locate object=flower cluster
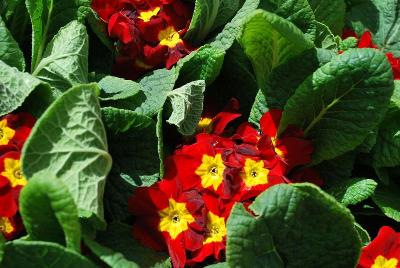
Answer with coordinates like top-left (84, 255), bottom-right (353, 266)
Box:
top-left (357, 226), bottom-right (400, 268)
top-left (91, 0), bottom-right (195, 79)
top-left (342, 30), bottom-right (400, 80)
top-left (129, 105), bottom-right (318, 267)
top-left (0, 112), bottom-right (35, 239)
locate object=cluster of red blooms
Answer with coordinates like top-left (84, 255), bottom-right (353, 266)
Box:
top-left (91, 0), bottom-right (195, 79)
top-left (358, 226), bottom-right (400, 268)
top-left (342, 30), bottom-right (400, 80)
top-left (129, 102), bottom-right (320, 267)
top-left (0, 113), bottom-right (35, 240)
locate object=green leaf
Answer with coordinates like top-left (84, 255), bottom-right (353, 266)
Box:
top-left (280, 49), bottom-right (394, 165)
top-left (0, 233), bottom-right (4, 262)
top-left (176, 45), bottom-right (225, 86)
top-left (26, 0), bottom-right (90, 71)
top-left (316, 152), bottom-right (356, 184)
top-left (226, 204), bottom-right (284, 267)
top-left (32, 20), bottom-right (89, 92)
top-left (102, 107), bottom-right (153, 134)
top-left (22, 84), bottom-right (112, 224)
top-left (239, 9), bottom-right (314, 89)
top-left (19, 172), bottom-right (81, 252)
top-left (185, 0), bottom-right (240, 45)
top-left (167, 80), bottom-right (205, 136)
top-left (371, 0), bottom-right (400, 56)
top-left (308, 0), bottom-right (346, 35)
top-left (227, 183), bottom-right (361, 267)
top-left (259, 0), bottom-right (316, 41)
top-left (0, 16), bottom-right (25, 71)
top-left (135, 69), bottom-right (177, 117)
top-left (372, 180), bottom-right (400, 222)
top-left (355, 223), bottom-right (371, 247)
top-left (314, 21), bottom-right (339, 50)
top-left (372, 106), bottom-right (400, 167)
top-left (94, 222), bottom-right (170, 268)
top-left (98, 76), bottom-right (141, 101)
top-left (0, 240), bottom-right (97, 268)
top-left (326, 178), bottom-right (378, 206)
top-left (205, 263), bottom-right (229, 268)
top-left (0, 60), bottom-right (51, 116)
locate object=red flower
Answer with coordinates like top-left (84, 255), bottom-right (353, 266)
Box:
top-left (358, 31), bottom-right (379, 49)
top-left (0, 176), bottom-right (20, 219)
top-left (108, 10), bottom-right (138, 44)
top-left (258, 109), bottom-right (313, 172)
top-left (0, 215), bottom-right (22, 240)
top-left (189, 193), bottom-right (234, 264)
top-left (91, 0), bottom-right (132, 22)
top-left (387, 53), bottom-right (400, 80)
top-left (357, 226), bottom-right (400, 268)
top-left (129, 179), bottom-right (205, 268)
top-left (341, 29), bottom-right (358, 39)
top-left (0, 113), bottom-right (35, 154)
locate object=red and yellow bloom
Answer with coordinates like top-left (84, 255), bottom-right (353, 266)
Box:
top-left (0, 113), bottom-right (35, 154)
top-left (357, 226), bottom-right (400, 268)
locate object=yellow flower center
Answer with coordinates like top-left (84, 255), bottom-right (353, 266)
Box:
top-left (135, 59), bottom-right (153, 70)
top-left (0, 217), bottom-right (14, 235)
top-left (0, 119), bottom-right (15, 146)
top-left (195, 154), bottom-right (225, 190)
top-left (197, 118), bottom-right (213, 133)
top-left (158, 26), bottom-right (182, 48)
top-left (1, 158), bottom-right (27, 187)
top-left (372, 256), bottom-right (398, 268)
top-left (241, 158), bottom-right (269, 187)
top-left (272, 138), bottom-right (285, 159)
top-left (204, 212), bottom-right (226, 244)
top-left (138, 7), bottom-right (160, 22)
top-left (158, 198), bottom-right (195, 239)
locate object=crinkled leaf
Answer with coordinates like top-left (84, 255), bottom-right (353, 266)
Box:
top-left (372, 180), bottom-right (400, 222)
top-left (176, 45), bottom-right (225, 86)
top-left (239, 9), bottom-right (314, 89)
top-left (22, 84), bottom-right (112, 224)
top-left (19, 173), bottom-right (81, 252)
top-left (226, 204), bottom-right (284, 267)
top-left (32, 20), bottom-right (89, 92)
top-left (260, 0), bottom-right (316, 41)
top-left (227, 183), bottom-right (361, 267)
top-left (0, 16), bottom-right (25, 71)
top-left (0, 60), bottom-right (51, 116)
top-left (372, 106), bottom-right (400, 167)
top-left (167, 80), bottom-right (205, 136)
top-left (98, 76), bottom-right (141, 101)
top-left (102, 107), bottom-right (153, 134)
top-left (0, 240), bottom-right (97, 268)
top-left (280, 49), bottom-right (394, 165)
top-left (26, 0), bottom-right (90, 70)
top-left (95, 222), bottom-right (170, 268)
top-left (308, 0), bottom-right (346, 35)
top-left (326, 178), bottom-right (378, 206)
top-left (185, 0), bottom-right (240, 45)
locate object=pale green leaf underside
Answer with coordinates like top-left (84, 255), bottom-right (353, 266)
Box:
top-left (167, 80), bottom-right (205, 135)
top-left (0, 60), bottom-right (51, 116)
top-left (22, 84), bottom-right (112, 223)
top-left (20, 173), bottom-right (81, 252)
top-left (327, 178), bottom-right (378, 206)
top-left (32, 20), bottom-right (88, 92)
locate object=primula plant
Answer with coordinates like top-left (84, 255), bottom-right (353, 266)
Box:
top-left (1, 0), bottom-right (400, 267)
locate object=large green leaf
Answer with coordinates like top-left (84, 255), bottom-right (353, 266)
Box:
top-left (22, 84), bottom-right (112, 224)
top-left (26, 0), bottom-right (89, 71)
top-left (32, 20), bottom-right (88, 92)
top-left (372, 106), bottom-right (400, 167)
top-left (185, 0), bottom-right (240, 45)
top-left (326, 177), bottom-right (378, 206)
top-left (167, 80), bottom-right (205, 136)
top-left (0, 60), bottom-right (51, 116)
top-left (259, 0), bottom-right (316, 41)
top-left (89, 222), bottom-right (170, 268)
top-left (239, 9), bottom-right (314, 89)
top-left (102, 107), bottom-right (153, 134)
top-left (0, 16), bottom-right (25, 71)
top-left (280, 49), bottom-right (394, 165)
top-left (19, 173), bottom-right (81, 252)
top-left (372, 180), bottom-right (400, 222)
top-left (307, 0), bottom-right (346, 35)
top-left (0, 240), bottom-right (97, 268)
top-left (227, 183), bottom-right (361, 267)
top-left (226, 204), bottom-right (284, 267)
top-left (98, 76), bottom-right (141, 101)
